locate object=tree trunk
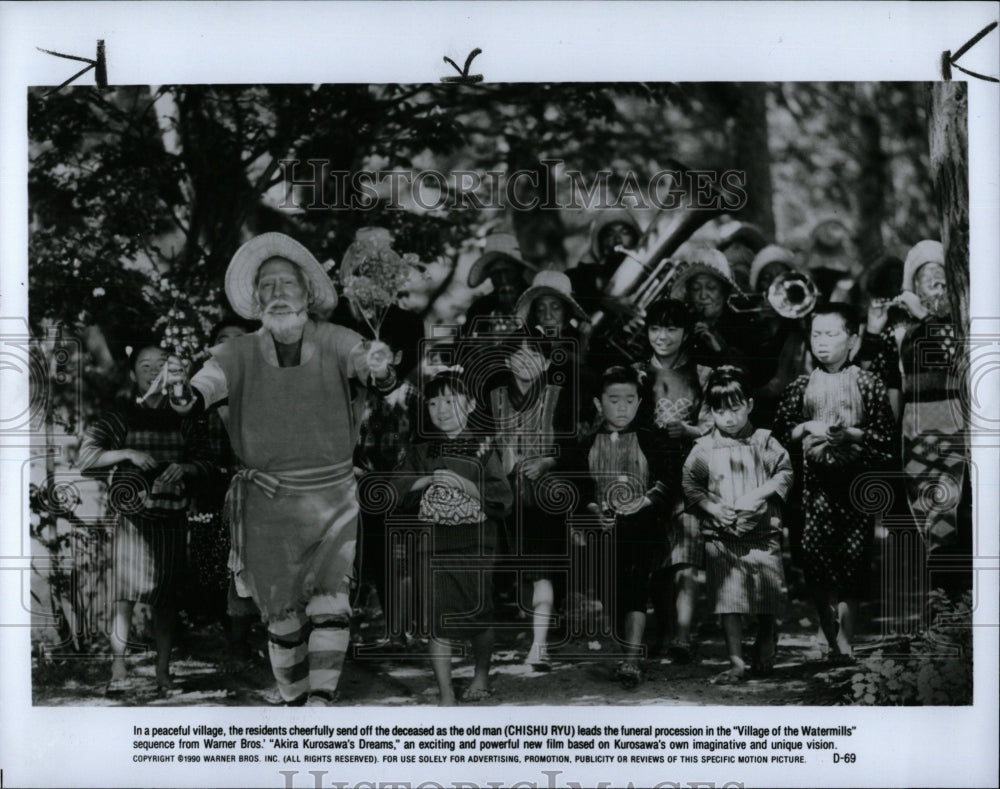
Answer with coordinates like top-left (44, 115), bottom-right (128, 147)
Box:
top-left (730, 84), bottom-right (775, 238)
top-left (927, 82), bottom-right (969, 335)
top-left (856, 84), bottom-right (887, 266)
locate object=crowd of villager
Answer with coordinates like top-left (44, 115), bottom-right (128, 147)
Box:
top-left (74, 213), bottom-right (969, 705)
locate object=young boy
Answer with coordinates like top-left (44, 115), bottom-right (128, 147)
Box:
top-left (774, 304), bottom-right (896, 662)
top-left (78, 343), bottom-right (213, 694)
top-left (568, 365), bottom-right (672, 687)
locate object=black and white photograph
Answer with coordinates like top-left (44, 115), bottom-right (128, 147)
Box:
top-left (22, 78), bottom-right (978, 709)
top-left (1, 3), bottom-right (997, 788)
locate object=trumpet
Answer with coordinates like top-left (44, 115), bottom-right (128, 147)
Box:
top-left (727, 271), bottom-right (819, 319)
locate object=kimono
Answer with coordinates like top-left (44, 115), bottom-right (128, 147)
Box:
top-left (390, 433), bottom-right (513, 639)
top-left (78, 400), bottom-right (213, 606)
top-left (774, 365), bottom-right (896, 597)
top-left (566, 422), bottom-right (673, 617)
top-left (682, 426), bottom-right (793, 614)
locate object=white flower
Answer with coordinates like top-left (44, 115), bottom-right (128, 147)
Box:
top-left (92, 287), bottom-right (105, 297)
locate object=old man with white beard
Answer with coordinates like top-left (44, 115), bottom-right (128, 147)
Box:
top-left (167, 233), bottom-right (397, 705)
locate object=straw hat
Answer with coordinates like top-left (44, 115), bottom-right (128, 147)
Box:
top-left (717, 222), bottom-right (768, 254)
top-left (515, 270), bottom-right (589, 324)
top-left (225, 232), bottom-right (336, 320)
top-left (589, 211), bottom-right (641, 261)
top-left (804, 217), bottom-right (861, 276)
top-left (749, 245), bottom-right (797, 292)
top-left (467, 231), bottom-right (537, 289)
top-left (902, 239), bottom-right (944, 292)
top-left (666, 248), bottom-right (739, 300)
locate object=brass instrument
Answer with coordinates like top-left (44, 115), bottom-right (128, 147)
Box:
top-left (728, 270), bottom-right (819, 320)
top-left (588, 165), bottom-right (730, 363)
top-left (869, 295), bottom-right (905, 309)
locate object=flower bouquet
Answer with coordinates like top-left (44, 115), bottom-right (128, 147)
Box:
top-left (339, 228), bottom-right (415, 339)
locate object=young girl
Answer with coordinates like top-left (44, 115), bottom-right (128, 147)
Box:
top-left (77, 343), bottom-right (213, 694)
top-left (633, 299), bottom-right (712, 663)
top-left (391, 372), bottom-right (513, 705)
top-left (682, 366), bottom-right (794, 684)
top-left (489, 328), bottom-right (576, 670)
top-left (774, 304), bottom-right (896, 663)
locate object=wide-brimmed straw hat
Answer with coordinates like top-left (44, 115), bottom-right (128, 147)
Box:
top-left (666, 248), bottom-right (739, 300)
top-left (805, 217), bottom-right (861, 276)
top-left (515, 270), bottom-right (589, 324)
top-left (467, 231), bottom-right (537, 289)
top-left (225, 232), bottom-right (337, 320)
top-left (717, 221), bottom-right (768, 254)
top-left (749, 245), bottom-right (797, 292)
top-left (902, 239), bottom-right (944, 292)
top-left (589, 211), bottom-right (641, 261)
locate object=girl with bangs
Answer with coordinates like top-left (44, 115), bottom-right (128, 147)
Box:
top-left (682, 366), bottom-right (794, 684)
top-left (390, 371), bottom-right (513, 705)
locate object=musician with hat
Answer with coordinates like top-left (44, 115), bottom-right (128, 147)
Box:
top-left (463, 230), bottom-right (537, 338)
top-left (866, 240), bottom-right (968, 570)
top-left (165, 232), bottom-right (398, 706)
top-left (746, 245), bottom-right (814, 430)
top-left (567, 211), bottom-right (642, 314)
top-left (666, 247), bottom-right (757, 373)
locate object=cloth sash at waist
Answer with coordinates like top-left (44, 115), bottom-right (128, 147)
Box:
top-left (226, 461), bottom-right (355, 590)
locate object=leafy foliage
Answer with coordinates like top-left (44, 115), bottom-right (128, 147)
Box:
top-left (847, 589), bottom-right (973, 706)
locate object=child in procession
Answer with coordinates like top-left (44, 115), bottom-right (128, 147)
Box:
top-left (390, 371), bottom-right (513, 705)
top-left (682, 365), bottom-right (794, 684)
top-left (773, 304), bottom-right (896, 663)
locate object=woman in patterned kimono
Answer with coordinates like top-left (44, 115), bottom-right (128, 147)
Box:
top-left (774, 304), bottom-right (896, 663)
top-left (78, 344), bottom-right (214, 694)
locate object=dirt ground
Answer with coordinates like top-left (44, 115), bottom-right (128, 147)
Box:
top-left (32, 592), bottom-right (873, 708)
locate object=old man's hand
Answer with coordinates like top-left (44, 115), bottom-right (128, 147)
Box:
top-left (365, 340), bottom-right (394, 381)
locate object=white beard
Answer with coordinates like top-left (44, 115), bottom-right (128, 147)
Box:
top-left (262, 308), bottom-right (308, 343)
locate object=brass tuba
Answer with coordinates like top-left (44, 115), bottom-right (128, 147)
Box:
top-left (587, 164), bottom-right (731, 364)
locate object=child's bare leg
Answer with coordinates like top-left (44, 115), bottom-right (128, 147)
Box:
top-left (811, 588), bottom-right (840, 653)
top-left (429, 639), bottom-right (456, 706)
top-left (468, 629), bottom-right (493, 693)
top-left (835, 599), bottom-right (856, 656)
top-left (754, 615), bottom-right (777, 667)
top-left (527, 578), bottom-right (553, 662)
top-left (673, 566), bottom-right (696, 644)
top-left (622, 611), bottom-right (646, 661)
top-left (110, 601), bottom-right (134, 681)
top-left (720, 614), bottom-right (745, 675)
top-left (152, 603), bottom-right (175, 688)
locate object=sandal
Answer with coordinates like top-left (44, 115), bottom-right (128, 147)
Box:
top-left (827, 651), bottom-right (855, 667)
top-left (105, 677), bottom-right (137, 696)
top-left (461, 687), bottom-right (496, 703)
top-left (615, 660), bottom-right (642, 689)
top-left (305, 690), bottom-right (340, 706)
top-left (710, 668), bottom-right (745, 685)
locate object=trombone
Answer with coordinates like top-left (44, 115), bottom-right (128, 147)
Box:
top-left (727, 271), bottom-right (819, 319)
